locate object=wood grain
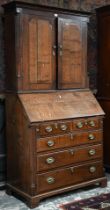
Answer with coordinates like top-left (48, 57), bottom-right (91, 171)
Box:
top-left (37, 161), bottom-right (104, 193)
top-left (37, 144), bottom-right (103, 172)
top-left (19, 90), bottom-right (104, 122)
top-left (36, 130), bottom-right (103, 152)
top-left (58, 17), bottom-right (88, 89)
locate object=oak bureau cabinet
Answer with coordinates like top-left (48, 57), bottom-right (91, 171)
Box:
top-left (3, 1), bottom-right (107, 208)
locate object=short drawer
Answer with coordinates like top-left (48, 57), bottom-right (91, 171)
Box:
top-left (37, 161), bottom-right (104, 193)
top-left (36, 121), bottom-right (72, 137)
top-left (36, 117), bottom-right (103, 137)
top-left (37, 144), bottom-right (103, 172)
top-left (73, 117), bottom-right (103, 131)
top-left (36, 130), bottom-right (103, 152)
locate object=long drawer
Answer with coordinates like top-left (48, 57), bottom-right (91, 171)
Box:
top-left (36, 117), bottom-right (103, 137)
top-left (36, 130), bottom-right (102, 152)
top-left (37, 144), bottom-right (103, 172)
top-left (37, 161), bottom-right (104, 193)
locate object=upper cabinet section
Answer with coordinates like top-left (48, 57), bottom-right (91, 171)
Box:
top-left (3, 2), bottom-right (89, 92)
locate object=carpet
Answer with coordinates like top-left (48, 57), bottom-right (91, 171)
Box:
top-left (60, 193), bottom-right (110, 210)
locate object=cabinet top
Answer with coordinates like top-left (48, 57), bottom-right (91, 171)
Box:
top-left (2, 0), bottom-right (90, 19)
top-left (19, 90), bottom-right (104, 123)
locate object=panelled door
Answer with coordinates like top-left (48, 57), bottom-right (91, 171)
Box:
top-left (58, 16), bottom-right (88, 89)
top-left (17, 13), bottom-right (56, 91)
top-left (16, 11), bottom-right (88, 91)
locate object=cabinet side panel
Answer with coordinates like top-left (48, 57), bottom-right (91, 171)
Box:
top-left (98, 99), bottom-right (110, 168)
top-left (6, 94), bottom-right (36, 195)
top-left (4, 14), bottom-right (17, 91)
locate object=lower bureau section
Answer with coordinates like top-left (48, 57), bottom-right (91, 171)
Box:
top-left (37, 160), bottom-right (104, 193)
top-left (5, 92), bottom-right (107, 208)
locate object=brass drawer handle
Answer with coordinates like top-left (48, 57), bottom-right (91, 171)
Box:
top-left (89, 120), bottom-right (95, 127)
top-left (89, 149), bottom-right (96, 156)
top-left (88, 134), bottom-right (95, 140)
top-left (89, 166), bottom-right (96, 173)
top-left (45, 126), bottom-right (53, 133)
top-left (60, 124), bottom-right (67, 131)
top-left (46, 177), bottom-right (55, 184)
top-left (76, 122), bottom-right (83, 128)
top-left (47, 140), bottom-right (55, 147)
top-left (46, 157), bottom-right (55, 164)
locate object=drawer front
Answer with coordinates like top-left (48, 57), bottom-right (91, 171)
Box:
top-left (37, 161), bottom-right (104, 193)
top-left (37, 144), bottom-right (103, 172)
top-left (36, 117), bottom-right (103, 137)
top-left (73, 117), bottom-right (103, 131)
top-left (36, 121), bottom-right (72, 137)
top-left (37, 130), bottom-right (103, 152)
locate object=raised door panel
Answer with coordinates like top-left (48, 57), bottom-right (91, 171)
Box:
top-left (58, 17), bottom-right (88, 89)
top-left (17, 14), bottom-right (56, 91)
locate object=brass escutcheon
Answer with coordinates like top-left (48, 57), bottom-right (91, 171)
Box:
top-left (70, 133), bottom-right (74, 140)
top-left (70, 167), bottom-right (74, 174)
top-left (36, 128), bottom-right (39, 132)
top-left (69, 149), bottom-right (74, 155)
